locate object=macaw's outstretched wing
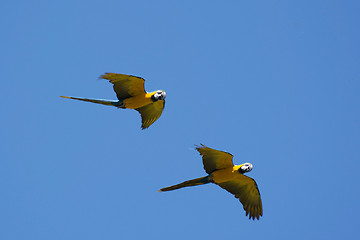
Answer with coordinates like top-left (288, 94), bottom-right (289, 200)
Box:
top-left (216, 174), bottom-right (262, 220)
top-left (100, 73), bottom-right (146, 100)
top-left (135, 100), bottom-right (165, 129)
top-left (195, 145), bottom-right (234, 174)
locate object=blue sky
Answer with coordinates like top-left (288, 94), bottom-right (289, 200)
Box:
top-left (1, 1), bottom-right (360, 239)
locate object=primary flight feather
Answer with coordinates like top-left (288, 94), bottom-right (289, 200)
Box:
top-left (159, 144), bottom-right (263, 220)
top-left (60, 73), bottom-right (166, 129)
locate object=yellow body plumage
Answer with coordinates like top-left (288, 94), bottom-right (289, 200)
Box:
top-left (60, 73), bottom-right (166, 129)
top-left (211, 165), bottom-right (242, 183)
top-left (122, 92), bottom-right (157, 109)
top-left (160, 145), bottom-right (263, 220)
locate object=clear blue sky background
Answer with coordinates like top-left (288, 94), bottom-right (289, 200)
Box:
top-left (1, 1), bottom-right (360, 239)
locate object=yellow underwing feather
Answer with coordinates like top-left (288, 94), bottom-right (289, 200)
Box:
top-left (195, 144), bottom-right (234, 174)
top-left (100, 73), bottom-right (146, 100)
top-left (135, 100), bottom-right (165, 129)
top-left (215, 174), bottom-right (262, 220)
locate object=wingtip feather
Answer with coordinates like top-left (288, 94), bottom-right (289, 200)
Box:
top-left (98, 72), bottom-right (109, 79)
top-left (195, 143), bottom-right (206, 150)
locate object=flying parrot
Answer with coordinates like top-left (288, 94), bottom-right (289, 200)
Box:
top-left (159, 144), bottom-right (263, 220)
top-left (61, 73), bottom-right (166, 129)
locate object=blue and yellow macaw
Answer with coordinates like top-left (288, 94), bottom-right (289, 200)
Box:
top-left (61, 73), bottom-right (166, 129)
top-left (159, 144), bottom-right (263, 220)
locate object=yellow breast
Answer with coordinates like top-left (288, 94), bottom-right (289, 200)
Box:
top-left (123, 93), bottom-right (154, 109)
top-left (211, 166), bottom-right (241, 183)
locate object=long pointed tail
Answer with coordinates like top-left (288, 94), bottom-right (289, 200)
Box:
top-left (159, 176), bottom-right (210, 192)
top-left (60, 96), bottom-right (122, 107)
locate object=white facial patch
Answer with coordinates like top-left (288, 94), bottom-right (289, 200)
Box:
top-left (240, 163), bottom-right (253, 173)
top-left (154, 90), bottom-right (166, 100)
